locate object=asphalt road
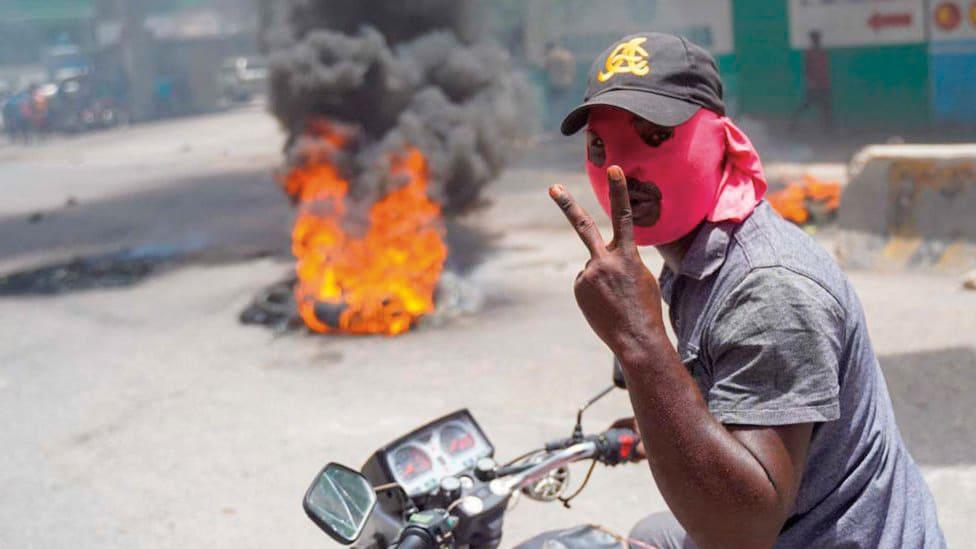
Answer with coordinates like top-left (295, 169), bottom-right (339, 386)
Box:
top-left (1, 109), bottom-right (973, 548)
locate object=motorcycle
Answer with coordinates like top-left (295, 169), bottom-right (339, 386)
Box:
top-left (303, 363), bottom-right (641, 548)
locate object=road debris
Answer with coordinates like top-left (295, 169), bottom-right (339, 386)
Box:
top-left (0, 247), bottom-right (183, 296)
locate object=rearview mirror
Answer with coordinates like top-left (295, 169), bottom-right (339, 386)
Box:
top-left (303, 462), bottom-right (377, 544)
top-left (612, 356), bottom-right (626, 389)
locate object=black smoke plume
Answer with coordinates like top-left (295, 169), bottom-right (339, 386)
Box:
top-left (266, 0), bottom-right (531, 215)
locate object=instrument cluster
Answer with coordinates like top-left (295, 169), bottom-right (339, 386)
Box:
top-left (383, 412), bottom-right (492, 497)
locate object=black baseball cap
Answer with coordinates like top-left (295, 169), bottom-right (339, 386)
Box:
top-left (560, 32), bottom-right (725, 135)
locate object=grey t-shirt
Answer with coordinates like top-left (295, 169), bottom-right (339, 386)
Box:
top-left (657, 202), bottom-right (945, 548)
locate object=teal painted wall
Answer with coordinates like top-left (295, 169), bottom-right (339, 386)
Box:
top-left (715, 53), bottom-right (740, 115)
top-left (732, 0), bottom-right (803, 117)
top-left (731, 0), bottom-right (932, 128)
top-left (828, 45), bottom-right (930, 128)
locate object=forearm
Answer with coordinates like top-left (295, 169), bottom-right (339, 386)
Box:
top-left (619, 336), bottom-right (787, 548)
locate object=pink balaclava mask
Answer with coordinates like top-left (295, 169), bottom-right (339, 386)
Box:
top-left (585, 106), bottom-right (767, 246)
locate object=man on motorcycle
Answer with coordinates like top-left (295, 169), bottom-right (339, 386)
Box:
top-left (541, 32), bottom-right (945, 548)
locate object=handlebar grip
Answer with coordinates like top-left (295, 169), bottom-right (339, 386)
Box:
top-left (598, 428), bottom-right (639, 465)
top-left (396, 529), bottom-right (433, 549)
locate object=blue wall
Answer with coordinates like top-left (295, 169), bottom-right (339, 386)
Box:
top-left (930, 40), bottom-right (976, 124)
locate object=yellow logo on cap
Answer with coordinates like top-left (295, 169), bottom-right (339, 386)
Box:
top-left (597, 37), bottom-right (650, 82)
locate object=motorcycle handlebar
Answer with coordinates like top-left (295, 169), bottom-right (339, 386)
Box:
top-left (490, 441), bottom-right (597, 496)
top-left (539, 428), bottom-right (639, 465)
top-left (491, 428), bottom-right (639, 496)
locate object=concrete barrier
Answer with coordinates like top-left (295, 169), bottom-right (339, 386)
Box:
top-left (837, 145), bottom-right (976, 272)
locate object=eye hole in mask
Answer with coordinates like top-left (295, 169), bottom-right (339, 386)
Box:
top-left (632, 117), bottom-right (674, 148)
top-left (585, 130), bottom-right (606, 166)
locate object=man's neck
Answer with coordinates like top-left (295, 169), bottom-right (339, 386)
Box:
top-left (654, 222), bottom-right (704, 273)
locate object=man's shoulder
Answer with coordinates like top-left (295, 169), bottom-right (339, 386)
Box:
top-left (668, 203), bottom-right (858, 355)
top-left (724, 203), bottom-right (848, 300)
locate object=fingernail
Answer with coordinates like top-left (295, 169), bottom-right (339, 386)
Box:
top-left (549, 184), bottom-right (564, 197)
top-left (608, 166), bottom-right (624, 181)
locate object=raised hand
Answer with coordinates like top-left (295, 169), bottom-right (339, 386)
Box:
top-left (549, 165), bottom-right (667, 363)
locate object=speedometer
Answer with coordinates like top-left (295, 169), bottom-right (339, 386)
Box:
top-left (393, 446), bottom-right (432, 481)
top-left (368, 410), bottom-right (494, 498)
top-left (440, 425), bottom-right (476, 456)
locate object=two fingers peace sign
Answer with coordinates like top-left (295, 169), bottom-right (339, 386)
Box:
top-left (549, 165), bottom-right (636, 257)
top-left (548, 165), bottom-right (665, 358)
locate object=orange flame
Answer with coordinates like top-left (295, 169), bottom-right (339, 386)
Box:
top-left (768, 174), bottom-right (842, 225)
top-left (286, 123), bottom-right (447, 335)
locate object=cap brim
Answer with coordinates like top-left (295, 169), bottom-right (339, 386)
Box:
top-left (560, 89), bottom-right (701, 135)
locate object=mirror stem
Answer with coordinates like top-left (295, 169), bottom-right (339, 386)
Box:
top-left (573, 384), bottom-right (615, 440)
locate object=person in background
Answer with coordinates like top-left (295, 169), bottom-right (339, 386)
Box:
top-left (544, 40), bottom-right (576, 132)
top-left (29, 83), bottom-right (49, 138)
top-left (791, 30), bottom-right (832, 131)
top-left (3, 90), bottom-right (29, 144)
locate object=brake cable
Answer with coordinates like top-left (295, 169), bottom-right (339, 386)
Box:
top-left (558, 458), bottom-right (598, 508)
top-left (501, 448), bottom-right (545, 467)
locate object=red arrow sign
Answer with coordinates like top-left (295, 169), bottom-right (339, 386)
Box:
top-left (868, 11), bottom-right (914, 31)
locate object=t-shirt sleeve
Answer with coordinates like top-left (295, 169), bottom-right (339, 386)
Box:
top-left (703, 267), bottom-right (844, 426)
